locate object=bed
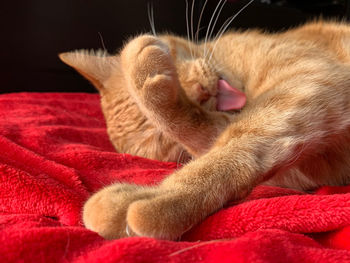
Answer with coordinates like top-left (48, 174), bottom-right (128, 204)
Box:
top-left (1, 92), bottom-right (350, 262)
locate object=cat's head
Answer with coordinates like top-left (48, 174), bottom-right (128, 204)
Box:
top-left (159, 35), bottom-right (220, 111)
top-left (59, 34), bottom-right (244, 162)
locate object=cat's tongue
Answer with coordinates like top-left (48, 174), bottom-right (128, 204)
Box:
top-left (216, 79), bottom-right (246, 111)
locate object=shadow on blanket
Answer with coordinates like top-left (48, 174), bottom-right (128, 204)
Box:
top-left (0, 92), bottom-right (350, 262)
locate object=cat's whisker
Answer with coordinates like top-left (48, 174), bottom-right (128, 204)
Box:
top-left (196, 26), bottom-right (207, 42)
top-left (190, 0), bottom-right (196, 45)
top-left (185, 0), bottom-right (194, 59)
top-left (204, 0), bottom-right (225, 58)
top-left (147, 2), bottom-right (157, 36)
top-left (195, 0), bottom-right (209, 44)
top-left (206, 17), bottom-right (231, 63)
top-left (97, 32), bottom-right (107, 52)
top-left (207, 0), bottom-right (227, 49)
top-left (210, 61), bottom-right (225, 72)
top-left (213, 12), bottom-right (233, 43)
top-left (207, 0), bottom-right (255, 63)
top-left (214, 64), bottom-right (227, 73)
top-left (211, 11), bottom-right (236, 44)
top-left (204, 56), bottom-right (229, 74)
top-left (216, 0), bottom-right (255, 42)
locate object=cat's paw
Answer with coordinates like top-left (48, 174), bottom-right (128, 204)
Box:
top-left (83, 183), bottom-right (157, 239)
top-left (83, 183), bottom-right (194, 240)
top-left (121, 35), bottom-right (179, 107)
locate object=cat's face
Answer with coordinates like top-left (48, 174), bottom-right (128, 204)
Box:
top-left (160, 35), bottom-right (220, 111)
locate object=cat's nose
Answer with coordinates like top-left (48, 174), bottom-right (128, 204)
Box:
top-left (193, 83), bottom-right (211, 104)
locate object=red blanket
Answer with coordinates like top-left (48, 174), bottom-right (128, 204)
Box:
top-left (1, 92), bottom-right (350, 262)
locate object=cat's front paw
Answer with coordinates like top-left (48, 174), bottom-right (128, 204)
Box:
top-left (83, 183), bottom-right (157, 239)
top-left (83, 183), bottom-right (195, 240)
top-left (121, 35), bottom-right (179, 107)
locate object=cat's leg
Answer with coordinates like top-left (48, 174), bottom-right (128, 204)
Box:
top-left (84, 36), bottom-right (350, 240)
top-left (119, 62), bottom-right (350, 239)
top-left (124, 117), bottom-right (291, 239)
top-left (120, 35), bottom-right (232, 157)
top-left (83, 94), bottom-right (339, 240)
top-left (124, 98), bottom-right (350, 239)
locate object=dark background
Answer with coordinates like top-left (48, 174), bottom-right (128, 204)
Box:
top-left (1, 0), bottom-right (349, 94)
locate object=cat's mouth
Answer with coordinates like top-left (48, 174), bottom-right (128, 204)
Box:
top-left (216, 79), bottom-right (246, 111)
top-left (192, 79), bottom-right (246, 112)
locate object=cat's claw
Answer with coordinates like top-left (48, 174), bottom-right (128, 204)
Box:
top-left (125, 223), bottom-right (135, 237)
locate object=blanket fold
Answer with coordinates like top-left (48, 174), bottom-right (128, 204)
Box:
top-left (0, 92), bottom-right (349, 262)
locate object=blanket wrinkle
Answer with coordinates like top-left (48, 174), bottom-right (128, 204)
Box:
top-left (0, 136), bottom-right (86, 194)
top-left (0, 92), bottom-right (350, 262)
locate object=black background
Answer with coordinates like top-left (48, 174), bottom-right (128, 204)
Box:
top-left (1, 0), bottom-right (348, 94)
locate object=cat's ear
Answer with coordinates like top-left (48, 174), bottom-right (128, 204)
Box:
top-left (59, 50), bottom-right (117, 90)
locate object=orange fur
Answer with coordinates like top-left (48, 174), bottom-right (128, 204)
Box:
top-left (60, 20), bottom-right (350, 240)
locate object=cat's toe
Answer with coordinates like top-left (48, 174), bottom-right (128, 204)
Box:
top-left (126, 193), bottom-right (193, 240)
top-left (123, 35), bottom-right (169, 62)
top-left (121, 35), bottom-right (177, 93)
top-left (83, 183), bottom-right (157, 239)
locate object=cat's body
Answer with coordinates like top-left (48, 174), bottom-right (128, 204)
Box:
top-left (60, 20), bottom-right (350, 240)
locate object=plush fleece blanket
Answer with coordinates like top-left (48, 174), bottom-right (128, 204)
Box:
top-left (1, 92), bottom-right (350, 262)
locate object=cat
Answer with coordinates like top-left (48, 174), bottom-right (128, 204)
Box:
top-left (59, 20), bottom-right (350, 240)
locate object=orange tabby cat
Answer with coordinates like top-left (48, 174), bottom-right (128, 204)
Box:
top-left (60, 20), bottom-right (350, 240)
